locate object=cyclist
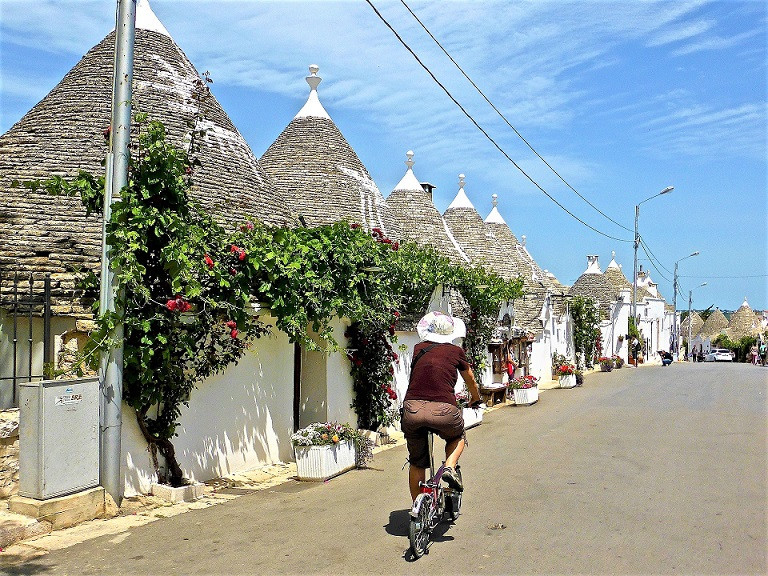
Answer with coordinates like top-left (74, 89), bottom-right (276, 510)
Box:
top-left (402, 311), bottom-right (481, 501)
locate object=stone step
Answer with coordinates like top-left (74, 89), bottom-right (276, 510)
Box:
top-left (0, 509), bottom-right (51, 549)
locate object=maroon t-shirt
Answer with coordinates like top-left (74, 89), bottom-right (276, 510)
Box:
top-left (404, 342), bottom-right (470, 405)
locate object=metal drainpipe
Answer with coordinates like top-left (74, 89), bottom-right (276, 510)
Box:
top-left (100, 0), bottom-right (136, 507)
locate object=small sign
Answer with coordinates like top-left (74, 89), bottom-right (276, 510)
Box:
top-left (54, 384), bottom-right (83, 407)
top-left (55, 393), bottom-right (83, 406)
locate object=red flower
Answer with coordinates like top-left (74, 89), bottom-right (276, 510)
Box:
top-left (391, 242), bottom-right (399, 251)
top-left (229, 268), bottom-right (237, 276)
top-left (226, 320), bottom-right (237, 329)
top-left (102, 126), bottom-right (111, 140)
top-left (231, 245), bottom-right (239, 253)
top-left (388, 325), bottom-right (395, 335)
top-left (350, 223), bottom-right (361, 230)
top-left (238, 249), bottom-right (246, 261)
top-left (204, 254), bottom-right (214, 269)
top-left (230, 329), bottom-right (239, 339)
top-left (393, 311), bottom-right (400, 318)
top-left (167, 295), bottom-right (190, 312)
top-left (185, 166), bottom-right (192, 175)
top-left (392, 352), bottom-right (399, 362)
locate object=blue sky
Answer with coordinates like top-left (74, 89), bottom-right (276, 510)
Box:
top-left (1, 0), bottom-right (766, 312)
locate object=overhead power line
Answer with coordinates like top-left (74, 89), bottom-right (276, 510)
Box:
top-left (398, 0), bottom-right (633, 235)
top-left (680, 274), bottom-right (768, 279)
top-left (365, 0), bottom-right (632, 243)
top-left (639, 239), bottom-right (671, 284)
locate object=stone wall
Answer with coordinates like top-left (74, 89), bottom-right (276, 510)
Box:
top-left (0, 409), bottom-right (19, 498)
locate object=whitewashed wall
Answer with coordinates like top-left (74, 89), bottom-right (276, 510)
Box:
top-left (121, 315), bottom-right (295, 496)
top-left (600, 294), bottom-right (630, 362)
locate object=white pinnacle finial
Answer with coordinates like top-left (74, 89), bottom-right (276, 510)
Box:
top-left (521, 235), bottom-right (526, 247)
top-left (405, 150), bottom-right (414, 170)
top-left (459, 174), bottom-right (465, 189)
top-left (306, 65), bottom-right (321, 91)
top-left (612, 250), bottom-right (616, 259)
top-left (296, 64), bottom-right (330, 119)
top-left (492, 193), bottom-right (498, 208)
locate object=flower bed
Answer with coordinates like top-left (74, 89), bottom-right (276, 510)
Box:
top-left (291, 422), bottom-right (373, 481)
top-left (507, 375), bottom-right (539, 405)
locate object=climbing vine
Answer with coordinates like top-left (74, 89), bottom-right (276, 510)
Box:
top-left (570, 295), bottom-right (601, 369)
top-left (40, 114), bottom-right (530, 482)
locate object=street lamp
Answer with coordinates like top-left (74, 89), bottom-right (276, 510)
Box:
top-left (687, 282), bottom-right (707, 360)
top-left (672, 251), bottom-right (700, 359)
top-left (632, 186), bottom-right (673, 323)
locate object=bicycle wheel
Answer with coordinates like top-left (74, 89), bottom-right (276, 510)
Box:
top-left (409, 494), bottom-right (432, 558)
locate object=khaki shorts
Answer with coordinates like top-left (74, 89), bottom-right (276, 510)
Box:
top-left (402, 399), bottom-right (465, 469)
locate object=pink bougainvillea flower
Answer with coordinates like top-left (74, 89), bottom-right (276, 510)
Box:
top-left (226, 320), bottom-right (237, 329)
top-left (391, 241), bottom-right (399, 251)
top-left (238, 249), bottom-right (246, 261)
top-left (204, 254), bottom-right (214, 269)
top-left (166, 299), bottom-right (177, 311)
top-left (350, 223), bottom-right (361, 229)
top-left (230, 329), bottom-right (238, 339)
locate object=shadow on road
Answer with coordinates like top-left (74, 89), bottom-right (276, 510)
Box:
top-left (384, 508), bottom-right (410, 537)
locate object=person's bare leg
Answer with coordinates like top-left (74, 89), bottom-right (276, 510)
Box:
top-left (409, 465), bottom-right (426, 501)
top-left (444, 437), bottom-right (465, 469)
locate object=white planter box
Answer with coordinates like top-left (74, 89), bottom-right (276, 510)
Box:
top-left (294, 440), bottom-right (356, 481)
top-left (511, 386), bottom-right (539, 406)
top-left (151, 482), bottom-right (204, 503)
top-left (559, 374), bottom-right (576, 389)
top-left (462, 407), bottom-right (483, 429)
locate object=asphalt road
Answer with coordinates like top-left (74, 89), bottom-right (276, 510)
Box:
top-left (6, 362), bottom-right (767, 575)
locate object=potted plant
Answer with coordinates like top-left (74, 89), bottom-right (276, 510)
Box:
top-left (551, 352), bottom-right (567, 380)
top-left (554, 363), bottom-right (576, 388)
top-left (612, 355), bottom-right (624, 369)
top-left (507, 374), bottom-right (539, 405)
top-left (598, 357), bottom-right (613, 372)
top-left (291, 422), bottom-right (373, 481)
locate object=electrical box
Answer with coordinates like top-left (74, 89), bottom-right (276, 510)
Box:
top-left (18, 377), bottom-right (99, 499)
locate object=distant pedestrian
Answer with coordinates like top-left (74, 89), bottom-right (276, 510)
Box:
top-left (760, 342), bottom-right (766, 366)
top-left (750, 345), bottom-right (759, 365)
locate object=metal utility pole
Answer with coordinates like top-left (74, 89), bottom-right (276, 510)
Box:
top-left (100, 0), bottom-right (136, 507)
top-left (672, 251), bottom-right (699, 360)
top-left (687, 282), bottom-right (707, 360)
top-left (632, 186), bottom-right (673, 323)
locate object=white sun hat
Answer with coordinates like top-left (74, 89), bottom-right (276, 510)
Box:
top-left (416, 311), bottom-right (467, 344)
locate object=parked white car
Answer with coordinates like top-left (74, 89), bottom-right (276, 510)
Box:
top-left (704, 348), bottom-right (733, 362)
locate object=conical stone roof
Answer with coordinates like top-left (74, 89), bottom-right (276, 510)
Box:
top-left (727, 298), bottom-right (761, 339)
top-left (0, 1), bottom-right (294, 313)
top-left (483, 194), bottom-right (555, 332)
top-left (384, 152), bottom-right (469, 264)
top-left (260, 66), bottom-right (397, 237)
top-left (680, 311), bottom-right (704, 339)
top-left (567, 256), bottom-right (618, 320)
top-left (700, 308), bottom-right (729, 337)
top-left (604, 253), bottom-right (632, 291)
top-left (442, 175), bottom-right (502, 269)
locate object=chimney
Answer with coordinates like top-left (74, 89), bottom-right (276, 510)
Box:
top-left (420, 182), bottom-right (436, 199)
